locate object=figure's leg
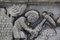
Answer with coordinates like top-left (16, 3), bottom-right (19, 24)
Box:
top-left (19, 31), bottom-right (27, 40)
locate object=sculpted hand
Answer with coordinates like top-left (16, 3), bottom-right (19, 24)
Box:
top-left (30, 30), bottom-right (38, 39)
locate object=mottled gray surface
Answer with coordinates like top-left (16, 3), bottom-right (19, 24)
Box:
top-left (0, 2), bottom-right (60, 40)
top-left (0, 8), bottom-right (13, 40)
top-left (28, 4), bottom-right (60, 20)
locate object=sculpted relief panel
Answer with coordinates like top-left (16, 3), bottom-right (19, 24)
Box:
top-left (0, 3), bottom-right (60, 40)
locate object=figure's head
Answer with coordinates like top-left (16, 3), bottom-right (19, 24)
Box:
top-left (25, 10), bottom-right (40, 23)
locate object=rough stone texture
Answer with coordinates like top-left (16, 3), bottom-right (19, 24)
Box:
top-left (35, 28), bottom-right (56, 40)
top-left (0, 16), bottom-right (12, 40)
top-left (7, 3), bottom-right (60, 40)
top-left (0, 8), bottom-right (13, 40)
top-left (48, 27), bottom-right (60, 40)
top-left (0, 1), bottom-right (60, 40)
top-left (28, 3), bottom-right (60, 20)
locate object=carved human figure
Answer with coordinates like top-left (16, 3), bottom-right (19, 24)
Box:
top-left (24, 10), bottom-right (46, 40)
top-left (13, 10), bottom-right (40, 40)
top-left (13, 9), bottom-right (57, 40)
top-left (7, 4), bottom-right (27, 40)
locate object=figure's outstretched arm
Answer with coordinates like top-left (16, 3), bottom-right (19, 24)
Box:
top-left (35, 18), bottom-right (46, 32)
top-left (30, 18), bottom-right (47, 40)
top-left (19, 17), bottom-right (33, 33)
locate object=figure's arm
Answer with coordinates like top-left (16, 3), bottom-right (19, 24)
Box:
top-left (19, 17), bottom-right (33, 33)
top-left (13, 26), bottom-right (20, 40)
top-left (35, 18), bottom-right (46, 32)
top-left (30, 18), bottom-right (46, 39)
